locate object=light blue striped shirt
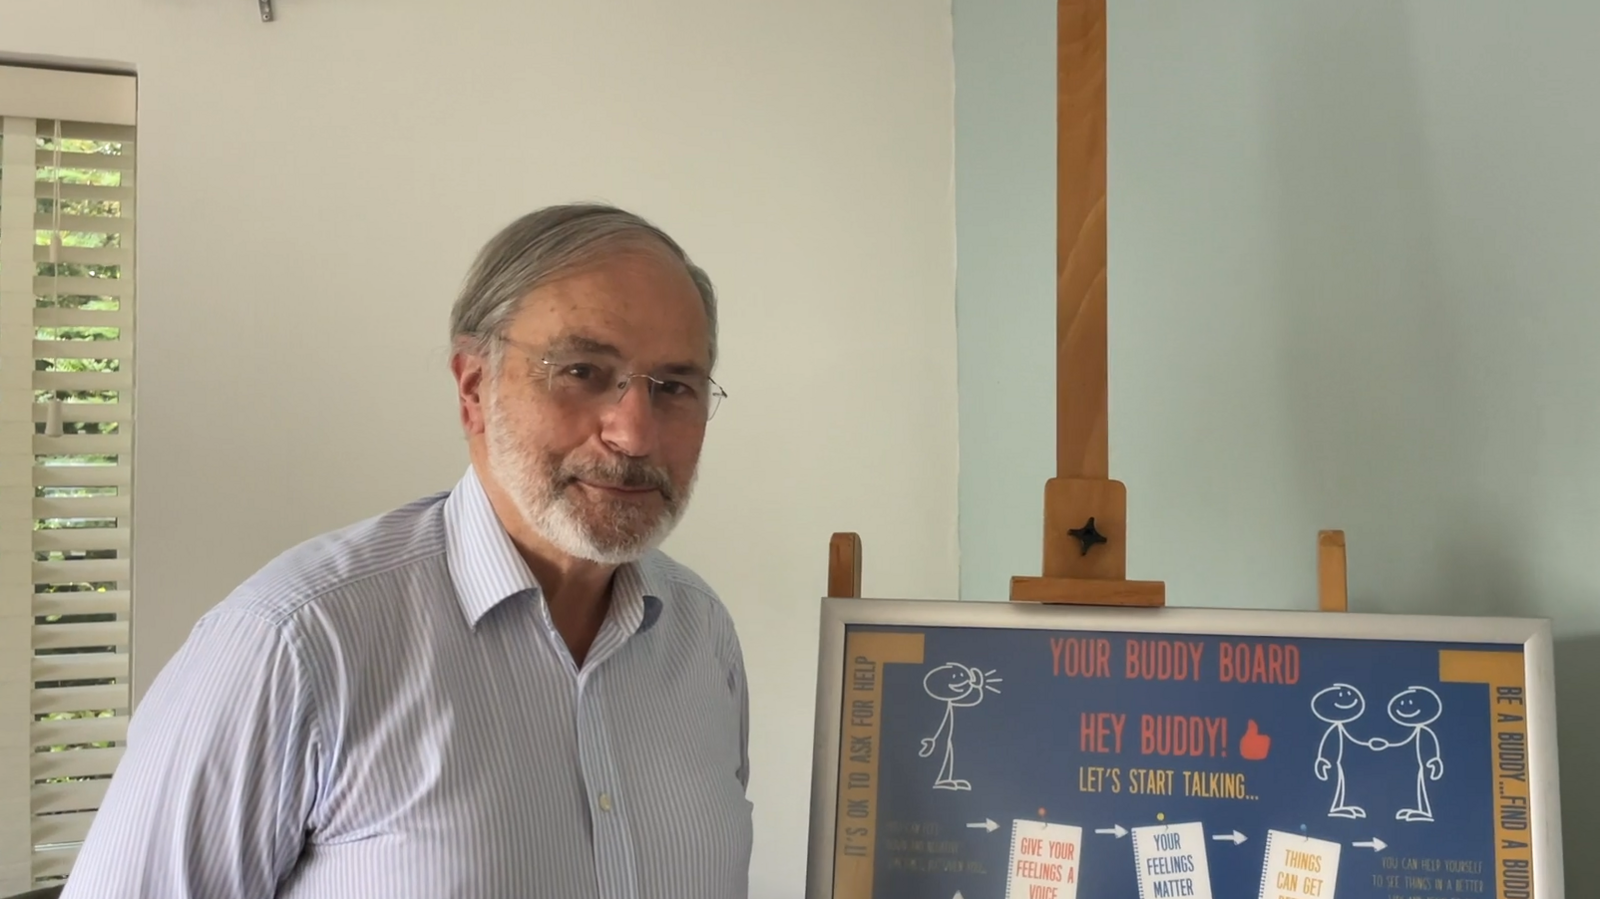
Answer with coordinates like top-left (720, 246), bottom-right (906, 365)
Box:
top-left (63, 467), bottom-right (752, 899)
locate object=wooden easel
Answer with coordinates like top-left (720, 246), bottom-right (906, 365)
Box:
top-left (826, 0), bottom-right (1350, 615)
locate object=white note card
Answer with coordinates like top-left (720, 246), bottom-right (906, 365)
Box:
top-left (1131, 821), bottom-right (1213, 899)
top-left (1259, 830), bottom-right (1341, 899)
top-left (1005, 819), bottom-right (1083, 899)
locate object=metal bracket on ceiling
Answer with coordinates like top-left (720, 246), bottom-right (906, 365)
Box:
top-left (259, 0), bottom-right (273, 21)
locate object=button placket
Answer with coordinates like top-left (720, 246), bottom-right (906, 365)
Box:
top-left (575, 666), bottom-right (640, 899)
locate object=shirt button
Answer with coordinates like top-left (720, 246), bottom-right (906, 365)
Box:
top-left (598, 792), bottom-right (613, 812)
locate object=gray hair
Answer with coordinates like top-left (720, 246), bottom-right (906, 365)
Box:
top-left (449, 203), bottom-right (718, 368)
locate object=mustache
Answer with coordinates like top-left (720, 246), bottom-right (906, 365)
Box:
top-left (557, 457), bottom-right (674, 499)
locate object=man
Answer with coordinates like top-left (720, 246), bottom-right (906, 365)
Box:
top-left (62, 204), bottom-right (752, 898)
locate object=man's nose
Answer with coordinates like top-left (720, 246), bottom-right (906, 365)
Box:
top-left (598, 378), bottom-right (660, 457)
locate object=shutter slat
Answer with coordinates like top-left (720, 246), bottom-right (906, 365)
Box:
top-left (33, 528), bottom-right (130, 554)
top-left (34, 465), bottom-right (129, 489)
top-left (34, 622), bottom-right (130, 649)
top-left (33, 244), bottom-right (130, 266)
top-left (34, 181), bottom-right (132, 203)
top-left (33, 810), bottom-right (96, 845)
top-left (33, 307), bottom-right (132, 329)
top-left (34, 651), bottom-right (129, 681)
top-left (32, 339), bottom-right (131, 360)
top-left (33, 590), bottom-right (131, 617)
top-left (32, 683), bottom-right (129, 715)
top-left (33, 745), bottom-right (125, 781)
top-left (39, 119), bottom-right (136, 144)
top-left (32, 842), bottom-right (79, 879)
top-left (34, 369), bottom-right (132, 392)
top-left (31, 402), bottom-right (130, 424)
top-left (34, 433), bottom-right (131, 455)
top-left (32, 714), bottom-right (127, 748)
top-left (35, 146), bottom-right (134, 170)
top-left (32, 780), bottom-right (110, 816)
top-left (33, 276), bottom-right (129, 299)
top-left (32, 558), bottom-right (130, 586)
top-left (33, 212), bottom-right (133, 234)
top-left (34, 495), bottom-right (130, 519)
top-left (32, 402), bottom-right (129, 425)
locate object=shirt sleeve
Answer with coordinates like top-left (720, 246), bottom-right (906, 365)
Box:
top-left (61, 606), bottom-right (321, 899)
top-left (731, 638), bottom-right (750, 792)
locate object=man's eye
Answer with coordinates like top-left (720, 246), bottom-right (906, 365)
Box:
top-left (657, 379), bottom-right (695, 396)
top-left (561, 364), bottom-right (600, 380)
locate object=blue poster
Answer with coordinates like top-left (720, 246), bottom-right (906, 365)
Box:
top-left (825, 623), bottom-right (1535, 899)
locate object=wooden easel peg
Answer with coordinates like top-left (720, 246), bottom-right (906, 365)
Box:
top-left (827, 532), bottom-right (862, 599)
top-left (1318, 529), bottom-right (1348, 612)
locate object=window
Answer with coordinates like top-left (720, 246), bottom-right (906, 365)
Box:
top-left (1, 63), bottom-right (137, 892)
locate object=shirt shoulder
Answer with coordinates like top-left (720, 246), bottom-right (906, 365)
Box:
top-left (214, 489), bottom-right (452, 627)
top-left (642, 550), bottom-right (743, 657)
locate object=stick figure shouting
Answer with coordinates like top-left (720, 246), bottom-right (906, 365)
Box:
top-left (1371, 686), bottom-right (1444, 822)
top-left (919, 663), bottom-right (1001, 791)
top-left (1311, 683), bottom-right (1376, 818)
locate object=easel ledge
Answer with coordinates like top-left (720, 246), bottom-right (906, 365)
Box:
top-left (825, 529), bottom-right (1350, 612)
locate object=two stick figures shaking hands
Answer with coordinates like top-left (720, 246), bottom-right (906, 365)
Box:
top-left (1312, 683), bottom-right (1444, 823)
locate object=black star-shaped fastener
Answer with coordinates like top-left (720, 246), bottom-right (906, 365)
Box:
top-left (1068, 517), bottom-right (1108, 556)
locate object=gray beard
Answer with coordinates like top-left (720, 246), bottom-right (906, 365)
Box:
top-left (483, 383), bottom-right (693, 565)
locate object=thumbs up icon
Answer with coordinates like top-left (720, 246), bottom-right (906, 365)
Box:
top-left (1240, 720), bottom-right (1271, 760)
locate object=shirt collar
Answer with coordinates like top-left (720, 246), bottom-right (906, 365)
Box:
top-left (443, 466), bottom-right (666, 633)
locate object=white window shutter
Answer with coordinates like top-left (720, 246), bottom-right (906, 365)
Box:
top-left (0, 64), bottom-right (136, 894)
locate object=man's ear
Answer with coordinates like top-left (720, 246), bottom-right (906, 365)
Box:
top-left (451, 349), bottom-right (490, 436)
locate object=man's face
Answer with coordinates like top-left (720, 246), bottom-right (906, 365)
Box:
top-left (458, 244), bottom-right (712, 564)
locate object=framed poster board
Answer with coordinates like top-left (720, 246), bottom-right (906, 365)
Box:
top-left (805, 597), bottom-right (1563, 899)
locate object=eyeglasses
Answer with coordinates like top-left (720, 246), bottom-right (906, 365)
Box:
top-left (495, 337), bottom-right (727, 422)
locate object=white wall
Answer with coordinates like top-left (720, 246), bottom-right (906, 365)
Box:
top-left (954, 0), bottom-right (1600, 880)
top-left (2, 3), bottom-right (960, 894)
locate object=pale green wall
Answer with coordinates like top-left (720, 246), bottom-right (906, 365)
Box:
top-left (955, 0), bottom-right (1599, 876)
top-left (953, 0), bottom-right (1057, 603)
